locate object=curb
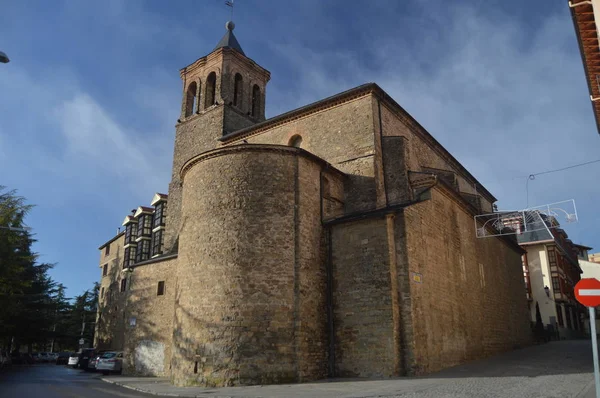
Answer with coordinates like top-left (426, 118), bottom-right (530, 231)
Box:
top-left (101, 377), bottom-right (181, 397)
top-left (100, 377), bottom-right (237, 398)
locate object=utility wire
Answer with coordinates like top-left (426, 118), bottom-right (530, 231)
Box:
top-left (525, 158), bottom-right (600, 208)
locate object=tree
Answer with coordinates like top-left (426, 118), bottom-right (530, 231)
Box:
top-left (0, 187), bottom-right (60, 352)
top-left (0, 187), bottom-right (99, 353)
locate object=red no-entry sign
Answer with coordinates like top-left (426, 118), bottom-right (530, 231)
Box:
top-left (575, 278), bottom-right (600, 307)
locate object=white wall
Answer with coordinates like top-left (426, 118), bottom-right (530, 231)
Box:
top-left (580, 260), bottom-right (600, 281)
top-left (526, 245), bottom-right (557, 326)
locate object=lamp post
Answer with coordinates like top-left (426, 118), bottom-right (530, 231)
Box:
top-left (0, 226), bottom-right (31, 232)
top-left (0, 51), bottom-right (9, 64)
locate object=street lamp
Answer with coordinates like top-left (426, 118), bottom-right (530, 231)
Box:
top-left (0, 51), bottom-right (9, 64)
top-left (0, 226), bottom-right (31, 232)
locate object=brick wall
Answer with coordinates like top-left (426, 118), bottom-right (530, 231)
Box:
top-left (401, 186), bottom-right (531, 375)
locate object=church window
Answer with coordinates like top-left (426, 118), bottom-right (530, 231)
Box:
top-left (206, 72), bottom-right (217, 107)
top-left (233, 73), bottom-right (243, 107)
top-left (185, 82), bottom-right (197, 117)
top-left (251, 84), bottom-right (260, 117)
top-left (288, 135), bottom-right (302, 148)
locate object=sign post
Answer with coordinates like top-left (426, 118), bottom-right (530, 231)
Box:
top-left (575, 278), bottom-right (600, 398)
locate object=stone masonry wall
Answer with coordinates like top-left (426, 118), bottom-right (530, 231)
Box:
top-left (123, 258), bottom-right (177, 377)
top-left (95, 233), bottom-right (126, 351)
top-left (167, 49), bottom-right (269, 254)
top-left (330, 218), bottom-right (396, 377)
top-left (379, 102), bottom-right (493, 213)
top-left (165, 106), bottom-right (226, 253)
top-left (400, 187), bottom-right (531, 375)
top-left (223, 95), bottom-right (378, 214)
top-left (172, 145), bottom-right (334, 386)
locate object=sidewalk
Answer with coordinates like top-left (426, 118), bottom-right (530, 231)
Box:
top-left (102, 340), bottom-right (596, 398)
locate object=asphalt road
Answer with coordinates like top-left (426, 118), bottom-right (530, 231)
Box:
top-left (0, 363), bottom-right (153, 398)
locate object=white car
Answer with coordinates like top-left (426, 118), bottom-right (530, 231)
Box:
top-left (68, 353), bottom-right (79, 367)
top-left (96, 352), bottom-right (123, 375)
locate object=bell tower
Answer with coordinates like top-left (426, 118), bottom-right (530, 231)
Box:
top-left (165, 21), bottom-right (271, 253)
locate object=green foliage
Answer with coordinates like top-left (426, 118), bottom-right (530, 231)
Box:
top-left (0, 186), bottom-right (98, 352)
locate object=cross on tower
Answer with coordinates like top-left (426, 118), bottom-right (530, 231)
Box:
top-left (225, 0), bottom-right (234, 21)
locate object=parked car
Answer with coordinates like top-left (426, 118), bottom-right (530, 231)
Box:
top-left (86, 351), bottom-right (108, 371)
top-left (78, 348), bottom-right (97, 370)
top-left (96, 352), bottom-right (123, 375)
top-left (68, 352), bottom-right (80, 368)
top-left (38, 352), bottom-right (50, 363)
top-left (31, 352), bottom-right (40, 363)
top-left (56, 352), bottom-right (70, 365)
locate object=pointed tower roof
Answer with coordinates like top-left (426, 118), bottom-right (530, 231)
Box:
top-left (213, 21), bottom-right (245, 56)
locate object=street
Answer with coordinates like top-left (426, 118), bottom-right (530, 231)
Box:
top-left (0, 341), bottom-right (596, 397)
top-left (0, 364), bottom-right (152, 398)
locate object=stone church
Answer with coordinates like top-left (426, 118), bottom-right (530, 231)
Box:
top-left (95, 21), bottom-right (532, 387)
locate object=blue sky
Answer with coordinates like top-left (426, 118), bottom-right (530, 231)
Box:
top-left (1, 0), bottom-right (598, 298)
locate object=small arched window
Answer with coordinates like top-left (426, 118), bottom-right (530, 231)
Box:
top-left (251, 84), bottom-right (260, 117)
top-left (288, 135), bottom-right (302, 148)
top-left (233, 73), bottom-right (243, 107)
top-left (185, 82), bottom-right (197, 117)
top-left (205, 72), bottom-right (217, 108)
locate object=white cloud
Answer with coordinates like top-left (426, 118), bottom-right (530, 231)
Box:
top-left (265, 1), bottom-right (599, 246)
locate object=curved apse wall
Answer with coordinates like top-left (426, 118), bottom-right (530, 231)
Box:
top-left (171, 144), bottom-right (332, 387)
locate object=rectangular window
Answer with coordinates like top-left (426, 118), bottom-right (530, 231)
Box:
top-left (101, 287), bottom-right (105, 299)
top-left (120, 279), bottom-right (127, 292)
top-left (125, 223), bottom-right (137, 244)
top-left (124, 247), bottom-right (130, 268)
top-left (552, 276), bottom-right (561, 292)
top-left (105, 245), bottom-right (110, 256)
top-left (137, 215), bottom-right (151, 237)
top-left (547, 246), bottom-right (557, 266)
top-left (153, 203), bottom-right (164, 228)
top-left (136, 240), bottom-right (150, 263)
top-left (141, 240), bottom-right (150, 261)
top-left (137, 215), bottom-right (144, 237)
top-left (157, 281), bottom-right (165, 296)
top-left (144, 214), bottom-right (152, 235)
top-left (124, 246), bottom-right (137, 268)
top-left (151, 229), bottom-right (164, 256)
top-left (103, 264), bottom-right (108, 276)
top-left (556, 304), bottom-right (564, 327)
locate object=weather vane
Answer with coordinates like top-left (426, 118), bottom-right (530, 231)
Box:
top-left (225, 0), bottom-right (234, 21)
